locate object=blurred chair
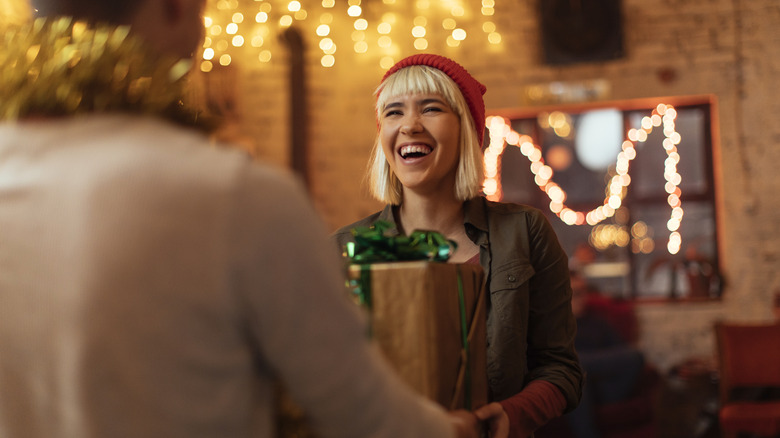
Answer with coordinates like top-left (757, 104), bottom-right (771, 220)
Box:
top-left (715, 321), bottom-right (780, 438)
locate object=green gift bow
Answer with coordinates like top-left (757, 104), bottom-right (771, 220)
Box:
top-left (344, 220), bottom-right (457, 308)
top-left (345, 220), bottom-right (457, 264)
top-left (344, 221), bottom-right (474, 409)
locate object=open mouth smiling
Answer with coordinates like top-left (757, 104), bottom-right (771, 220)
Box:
top-left (399, 144), bottom-right (433, 159)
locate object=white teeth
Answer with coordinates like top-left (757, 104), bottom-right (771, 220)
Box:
top-left (400, 145), bottom-right (432, 158)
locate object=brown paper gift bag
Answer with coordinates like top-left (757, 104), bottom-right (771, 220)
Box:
top-left (275, 261), bottom-right (487, 438)
top-left (348, 260), bottom-right (488, 411)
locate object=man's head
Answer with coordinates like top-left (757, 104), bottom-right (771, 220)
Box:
top-left (30, 0), bottom-right (206, 59)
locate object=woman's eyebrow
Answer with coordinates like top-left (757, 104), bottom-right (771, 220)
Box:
top-left (383, 101), bottom-right (403, 111)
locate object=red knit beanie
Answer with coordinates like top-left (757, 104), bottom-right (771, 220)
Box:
top-left (380, 54), bottom-right (487, 145)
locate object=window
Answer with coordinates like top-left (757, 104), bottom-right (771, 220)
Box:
top-left (484, 96), bottom-right (721, 300)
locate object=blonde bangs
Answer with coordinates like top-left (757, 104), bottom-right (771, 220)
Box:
top-left (375, 66), bottom-right (464, 120)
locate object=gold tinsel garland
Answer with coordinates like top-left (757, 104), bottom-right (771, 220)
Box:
top-left (0, 17), bottom-right (211, 130)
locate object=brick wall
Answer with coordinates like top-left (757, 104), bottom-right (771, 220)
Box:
top-left (224, 0), bottom-right (780, 372)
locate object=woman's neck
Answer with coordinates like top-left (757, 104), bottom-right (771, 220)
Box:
top-left (397, 191), bottom-right (464, 237)
top-left (396, 191), bottom-right (480, 264)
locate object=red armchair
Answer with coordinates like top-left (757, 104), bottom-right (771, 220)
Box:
top-left (715, 321), bottom-right (780, 438)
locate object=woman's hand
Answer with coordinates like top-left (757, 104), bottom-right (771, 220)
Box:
top-left (447, 410), bottom-right (481, 438)
top-left (474, 402), bottom-right (510, 438)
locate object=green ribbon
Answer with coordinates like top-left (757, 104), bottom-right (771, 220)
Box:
top-left (456, 265), bottom-right (472, 410)
top-left (345, 220), bottom-right (457, 264)
top-left (344, 221), bottom-right (472, 409)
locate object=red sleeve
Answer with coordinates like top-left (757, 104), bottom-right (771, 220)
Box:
top-left (497, 380), bottom-right (567, 438)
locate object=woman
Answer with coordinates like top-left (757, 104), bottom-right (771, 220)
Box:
top-left (333, 54), bottom-right (584, 437)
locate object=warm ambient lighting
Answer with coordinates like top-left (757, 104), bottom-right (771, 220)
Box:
top-left (483, 104), bottom-right (683, 255)
top-left (200, 0), bottom-right (503, 69)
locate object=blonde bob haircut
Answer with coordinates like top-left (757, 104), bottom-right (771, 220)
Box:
top-left (367, 65), bottom-right (484, 205)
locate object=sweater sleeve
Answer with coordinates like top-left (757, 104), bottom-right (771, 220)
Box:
top-left (498, 380), bottom-right (567, 438)
top-left (231, 164), bottom-right (455, 438)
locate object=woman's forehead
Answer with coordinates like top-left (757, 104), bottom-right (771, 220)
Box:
top-left (383, 92), bottom-right (445, 103)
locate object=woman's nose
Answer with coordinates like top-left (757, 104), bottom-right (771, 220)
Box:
top-left (400, 113), bottom-right (423, 135)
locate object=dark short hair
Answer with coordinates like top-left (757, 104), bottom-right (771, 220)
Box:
top-left (31, 0), bottom-right (140, 24)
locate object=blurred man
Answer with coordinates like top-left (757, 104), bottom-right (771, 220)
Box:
top-left (0, 1), bottom-right (490, 436)
top-left (565, 271), bottom-right (645, 438)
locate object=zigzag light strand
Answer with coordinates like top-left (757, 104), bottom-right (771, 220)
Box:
top-left (483, 104), bottom-right (683, 254)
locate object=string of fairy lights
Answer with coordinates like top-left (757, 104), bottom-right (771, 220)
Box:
top-left (200, 0), bottom-right (503, 72)
top-left (483, 104), bottom-right (684, 255)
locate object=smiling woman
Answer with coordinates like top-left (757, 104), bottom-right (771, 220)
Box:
top-left (332, 53), bottom-right (584, 438)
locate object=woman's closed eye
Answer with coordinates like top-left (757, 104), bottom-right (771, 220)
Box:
top-left (423, 106), bottom-right (444, 113)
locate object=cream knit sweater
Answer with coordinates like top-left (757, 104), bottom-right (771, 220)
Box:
top-left (0, 114), bottom-right (453, 438)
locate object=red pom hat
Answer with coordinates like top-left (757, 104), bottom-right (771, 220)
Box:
top-left (380, 54), bottom-right (487, 145)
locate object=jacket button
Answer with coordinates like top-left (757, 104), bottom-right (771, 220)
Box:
top-left (507, 274), bottom-right (517, 282)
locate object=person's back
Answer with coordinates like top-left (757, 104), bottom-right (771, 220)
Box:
top-left (1, 114), bottom-right (267, 436)
top-left (0, 114), bottom-right (344, 436)
top-left (0, 1), bottom-right (501, 436)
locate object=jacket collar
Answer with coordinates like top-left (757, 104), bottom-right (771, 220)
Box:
top-left (463, 197), bottom-right (489, 233)
top-left (379, 197), bottom-right (489, 239)
top-left (376, 204), bottom-right (400, 236)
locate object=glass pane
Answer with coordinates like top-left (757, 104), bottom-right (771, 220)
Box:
top-left (548, 213), bottom-right (633, 299)
top-left (632, 202), bottom-right (721, 299)
top-left (629, 107), bottom-right (708, 199)
top-left (499, 118), bottom-right (537, 204)
top-left (539, 110), bottom-right (619, 206)
top-left (500, 143), bottom-right (538, 205)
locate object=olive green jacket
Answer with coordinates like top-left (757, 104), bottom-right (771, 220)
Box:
top-left (332, 197), bottom-right (584, 412)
